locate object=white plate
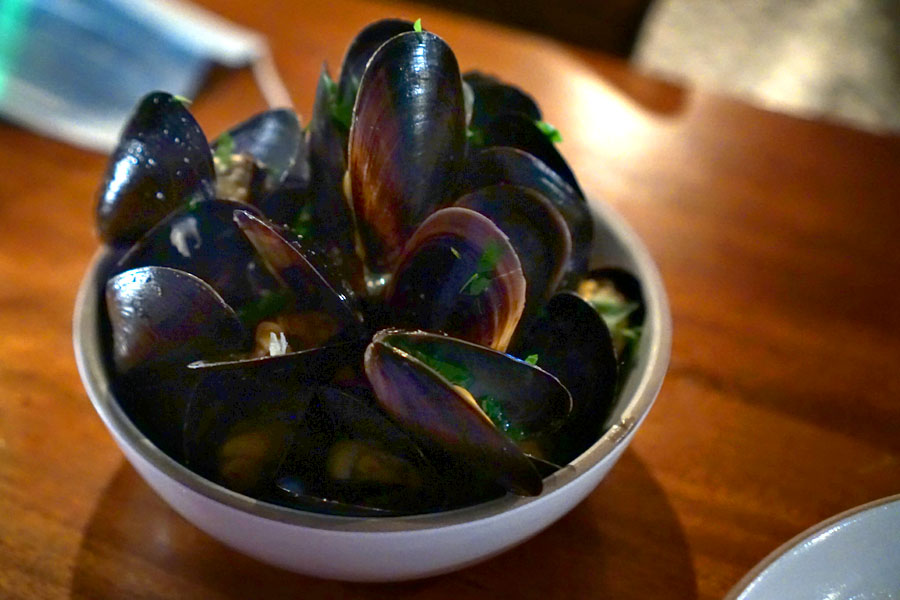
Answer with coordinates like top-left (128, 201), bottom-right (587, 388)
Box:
top-left (726, 494), bottom-right (900, 600)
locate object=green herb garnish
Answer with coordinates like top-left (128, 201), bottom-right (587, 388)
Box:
top-left (450, 246), bottom-right (461, 259)
top-left (214, 132), bottom-right (235, 168)
top-left (236, 289), bottom-right (293, 325)
top-left (392, 340), bottom-right (472, 387)
top-left (173, 94), bottom-right (193, 106)
top-left (413, 18), bottom-right (423, 32)
top-left (477, 395), bottom-right (526, 440)
top-left (323, 70), bottom-right (354, 132)
top-left (291, 203), bottom-right (314, 239)
top-left (466, 126), bottom-right (485, 147)
top-left (460, 241), bottom-right (503, 296)
top-left (524, 354), bottom-right (539, 366)
top-left (534, 120), bottom-right (562, 143)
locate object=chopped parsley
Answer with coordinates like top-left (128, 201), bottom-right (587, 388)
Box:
top-left (450, 246), bottom-right (461, 259)
top-left (535, 120), bottom-right (563, 143)
top-left (524, 354), bottom-right (539, 366)
top-left (236, 289), bottom-right (292, 326)
top-left (291, 203), bottom-right (314, 239)
top-left (391, 339), bottom-right (472, 387)
top-left (460, 241), bottom-right (503, 296)
top-left (588, 297), bottom-right (640, 331)
top-left (477, 395), bottom-right (525, 440)
top-left (323, 70), bottom-right (353, 132)
top-left (466, 126), bottom-right (485, 147)
top-left (173, 95), bottom-right (193, 106)
top-left (214, 132), bottom-right (235, 168)
top-left (413, 18), bottom-right (423, 32)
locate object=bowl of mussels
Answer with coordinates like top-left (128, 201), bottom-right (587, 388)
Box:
top-left (73, 19), bottom-right (671, 581)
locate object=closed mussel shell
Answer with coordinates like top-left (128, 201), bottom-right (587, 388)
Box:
top-left (184, 370), bottom-right (311, 495)
top-left (272, 385), bottom-right (442, 516)
top-left (455, 184), bottom-right (571, 325)
top-left (465, 147), bottom-right (592, 281)
top-left (96, 92), bottom-right (214, 245)
top-left (337, 18), bottom-right (416, 111)
top-left (349, 30), bottom-right (467, 272)
top-left (479, 113), bottom-right (584, 199)
top-left (463, 71), bottom-right (542, 130)
top-left (511, 292), bottom-right (618, 464)
top-left (365, 339), bottom-right (543, 496)
top-left (303, 64), bottom-right (364, 291)
top-left (385, 207), bottom-right (525, 352)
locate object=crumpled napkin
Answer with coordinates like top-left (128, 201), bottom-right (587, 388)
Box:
top-left (0, 0), bottom-right (271, 152)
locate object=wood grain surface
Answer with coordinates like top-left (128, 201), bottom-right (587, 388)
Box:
top-left (1, 1), bottom-right (899, 598)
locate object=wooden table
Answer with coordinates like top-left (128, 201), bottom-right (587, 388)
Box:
top-left (2, 1), bottom-right (898, 598)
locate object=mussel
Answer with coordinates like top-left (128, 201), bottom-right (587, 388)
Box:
top-left (92, 19), bottom-right (645, 515)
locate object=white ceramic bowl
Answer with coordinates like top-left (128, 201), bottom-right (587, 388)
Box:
top-left (725, 494), bottom-right (900, 600)
top-left (73, 199), bottom-right (671, 581)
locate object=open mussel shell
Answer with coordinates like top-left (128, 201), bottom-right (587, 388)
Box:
top-left (188, 339), bottom-right (364, 377)
top-left (211, 108), bottom-right (304, 192)
top-left (455, 184), bottom-right (571, 325)
top-left (374, 329), bottom-right (572, 439)
top-left (479, 113), bottom-right (584, 200)
top-left (337, 18), bottom-right (416, 110)
top-left (578, 267), bottom-right (646, 325)
top-left (114, 200), bottom-right (285, 320)
top-left (365, 340), bottom-right (543, 496)
top-left (511, 292), bottom-right (618, 464)
top-left (348, 30), bottom-right (467, 272)
top-left (463, 71), bottom-right (542, 130)
top-left (385, 207), bottom-right (525, 352)
top-left (183, 369), bottom-right (310, 495)
top-left (271, 385), bottom-right (443, 516)
top-left (105, 266), bottom-right (247, 375)
top-left (96, 92), bottom-right (214, 245)
top-left (465, 147), bottom-right (592, 280)
top-left (233, 209), bottom-right (364, 337)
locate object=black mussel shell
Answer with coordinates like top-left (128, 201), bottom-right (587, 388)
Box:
top-left (375, 329), bottom-right (572, 440)
top-left (455, 184), bottom-right (571, 326)
top-left (479, 113), bottom-right (584, 199)
top-left (349, 31), bottom-right (467, 272)
top-left (575, 267), bottom-right (645, 370)
top-left (304, 64), bottom-right (364, 291)
top-left (271, 386), bottom-right (442, 516)
top-left (465, 146), bottom-right (592, 280)
top-left (188, 339), bottom-right (365, 378)
top-left (211, 108), bottom-right (304, 192)
top-left (105, 266), bottom-right (247, 375)
top-left (96, 92), bottom-right (214, 245)
top-left (463, 71), bottom-right (542, 130)
top-left (385, 207), bottom-right (525, 352)
top-left (114, 200), bottom-right (282, 317)
top-left (365, 340), bottom-right (543, 496)
top-left (337, 19), bottom-right (416, 111)
top-left (184, 370), bottom-right (311, 495)
top-left (233, 210), bottom-right (364, 339)
top-left (511, 292), bottom-right (618, 464)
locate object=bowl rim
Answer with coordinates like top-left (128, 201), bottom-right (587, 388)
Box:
top-left (73, 198), bottom-right (672, 533)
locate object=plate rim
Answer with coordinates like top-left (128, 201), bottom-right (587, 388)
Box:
top-left (724, 492), bottom-right (900, 600)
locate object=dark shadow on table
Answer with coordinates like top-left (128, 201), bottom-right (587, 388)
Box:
top-left (70, 449), bottom-right (695, 599)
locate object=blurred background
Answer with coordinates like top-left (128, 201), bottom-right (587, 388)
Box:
top-left (0, 0), bottom-right (897, 152)
top-left (416, 0), bottom-right (900, 133)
